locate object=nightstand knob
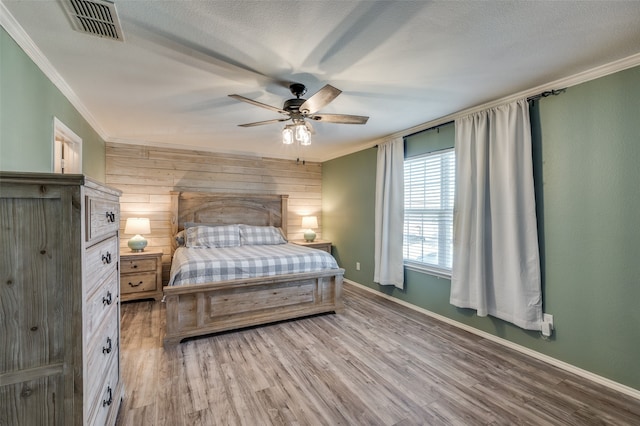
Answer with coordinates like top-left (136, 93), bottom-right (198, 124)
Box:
top-left (128, 280), bottom-right (143, 288)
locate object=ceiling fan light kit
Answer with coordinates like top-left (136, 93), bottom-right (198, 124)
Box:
top-left (281, 123), bottom-right (311, 145)
top-left (229, 83), bottom-right (369, 147)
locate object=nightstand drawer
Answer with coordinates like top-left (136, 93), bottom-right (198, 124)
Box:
top-left (121, 257), bottom-right (157, 274)
top-left (121, 272), bottom-right (157, 294)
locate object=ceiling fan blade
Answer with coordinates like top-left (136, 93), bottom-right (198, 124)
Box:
top-left (299, 85), bottom-right (342, 114)
top-left (308, 114), bottom-right (369, 124)
top-left (228, 94), bottom-right (288, 115)
top-left (238, 118), bottom-right (290, 127)
top-left (305, 121), bottom-right (315, 134)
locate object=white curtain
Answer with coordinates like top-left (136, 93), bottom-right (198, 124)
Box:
top-left (451, 99), bottom-right (543, 330)
top-left (374, 137), bottom-right (404, 289)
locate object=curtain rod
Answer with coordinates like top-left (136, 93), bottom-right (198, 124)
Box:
top-left (374, 88), bottom-right (567, 148)
top-left (375, 121), bottom-right (455, 147)
top-left (403, 120), bottom-right (454, 139)
top-left (527, 88), bottom-right (567, 102)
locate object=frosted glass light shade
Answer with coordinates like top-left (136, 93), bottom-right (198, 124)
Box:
top-left (295, 124), bottom-right (311, 145)
top-left (282, 127), bottom-right (294, 144)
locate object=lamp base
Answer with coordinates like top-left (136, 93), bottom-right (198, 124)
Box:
top-left (303, 230), bottom-right (316, 242)
top-left (128, 235), bottom-right (148, 252)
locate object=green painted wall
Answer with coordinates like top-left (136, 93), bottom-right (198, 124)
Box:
top-left (323, 65), bottom-right (640, 391)
top-left (0, 27), bottom-right (105, 181)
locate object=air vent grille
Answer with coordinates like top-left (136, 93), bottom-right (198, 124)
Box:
top-left (63, 0), bottom-right (124, 41)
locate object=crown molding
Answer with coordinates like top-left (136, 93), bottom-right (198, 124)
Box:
top-left (324, 52), bottom-right (640, 162)
top-left (390, 52), bottom-right (640, 144)
top-left (0, 2), bottom-right (109, 139)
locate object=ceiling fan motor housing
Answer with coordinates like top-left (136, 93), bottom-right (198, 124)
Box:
top-left (284, 98), bottom-right (306, 117)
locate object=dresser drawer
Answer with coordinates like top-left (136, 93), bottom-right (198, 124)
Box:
top-left (86, 196), bottom-right (119, 243)
top-left (85, 236), bottom-right (119, 298)
top-left (86, 308), bottom-right (119, 414)
top-left (87, 347), bottom-right (120, 426)
top-left (121, 257), bottom-right (157, 274)
top-left (121, 272), bottom-right (158, 294)
top-left (85, 271), bottom-right (118, 339)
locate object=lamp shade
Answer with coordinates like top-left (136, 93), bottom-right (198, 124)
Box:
top-left (124, 217), bottom-right (150, 235)
top-left (302, 216), bottom-right (318, 242)
top-left (124, 218), bottom-right (150, 252)
top-left (301, 216), bottom-right (318, 229)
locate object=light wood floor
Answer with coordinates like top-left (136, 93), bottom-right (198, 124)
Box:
top-left (116, 284), bottom-right (640, 425)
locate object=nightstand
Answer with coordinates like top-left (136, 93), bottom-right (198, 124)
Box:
top-left (120, 249), bottom-right (163, 302)
top-left (291, 239), bottom-right (332, 253)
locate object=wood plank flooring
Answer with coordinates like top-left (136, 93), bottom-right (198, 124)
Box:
top-left (116, 284), bottom-right (640, 425)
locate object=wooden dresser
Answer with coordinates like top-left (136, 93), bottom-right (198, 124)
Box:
top-left (0, 172), bottom-right (124, 425)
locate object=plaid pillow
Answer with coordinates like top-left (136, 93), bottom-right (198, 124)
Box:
top-left (239, 225), bottom-right (287, 245)
top-left (185, 225), bottom-right (240, 248)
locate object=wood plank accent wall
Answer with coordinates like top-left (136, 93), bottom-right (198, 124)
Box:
top-left (105, 142), bottom-right (323, 283)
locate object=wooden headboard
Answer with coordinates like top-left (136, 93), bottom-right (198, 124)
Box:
top-left (169, 192), bottom-right (289, 252)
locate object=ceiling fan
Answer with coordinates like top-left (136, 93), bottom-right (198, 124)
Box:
top-left (228, 83), bottom-right (369, 142)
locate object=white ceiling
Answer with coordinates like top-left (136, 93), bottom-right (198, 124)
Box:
top-left (3, 1), bottom-right (640, 162)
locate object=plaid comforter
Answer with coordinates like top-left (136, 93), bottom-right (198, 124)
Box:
top-left (168, 243), bottom-right (339, 286)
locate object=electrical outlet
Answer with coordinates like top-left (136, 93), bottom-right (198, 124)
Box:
top-left (543, 313), bottom-right (554, 328)
top-left (356, 262), bottom-right (361, 271)
top-left (541, 313), bottom-right (554, 337)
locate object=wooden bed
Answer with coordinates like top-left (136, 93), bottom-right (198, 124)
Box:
top-left (163, 192), bottom-right (345, 346)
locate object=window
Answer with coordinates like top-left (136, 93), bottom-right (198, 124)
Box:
top-left (403, 148), bottom-right (455, 275)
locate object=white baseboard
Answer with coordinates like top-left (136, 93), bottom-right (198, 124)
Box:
top-left (344, 278), bottom-right (640, 401)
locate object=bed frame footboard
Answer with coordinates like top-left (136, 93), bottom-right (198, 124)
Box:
top-left (163, 269), bottom-right (344, 347)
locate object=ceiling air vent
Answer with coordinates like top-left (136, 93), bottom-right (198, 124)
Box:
top-left (63, 0), bottom-right (124, 41)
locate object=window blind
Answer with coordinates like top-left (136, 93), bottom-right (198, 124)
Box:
top-left (403, 148), bottom-right (455, 272)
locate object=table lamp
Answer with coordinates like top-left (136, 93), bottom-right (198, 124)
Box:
top-left (301, 216), bottom-right (318, 242)
top-left (124, 217), bottom-right (150, 252)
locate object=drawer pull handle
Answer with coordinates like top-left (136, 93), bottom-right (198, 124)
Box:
top-left (103, 291), bottom-right (113, 306)
top-left (103, 386), bottom-right (113, 407)
top-left (102, 252), bottom-right (112, 264)
top-left (103, 337), bottom-right (112, 354)
top-left (129, 280), bottom-right (143, 288)
top-left (105, 211), bottom-right (116, 222)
